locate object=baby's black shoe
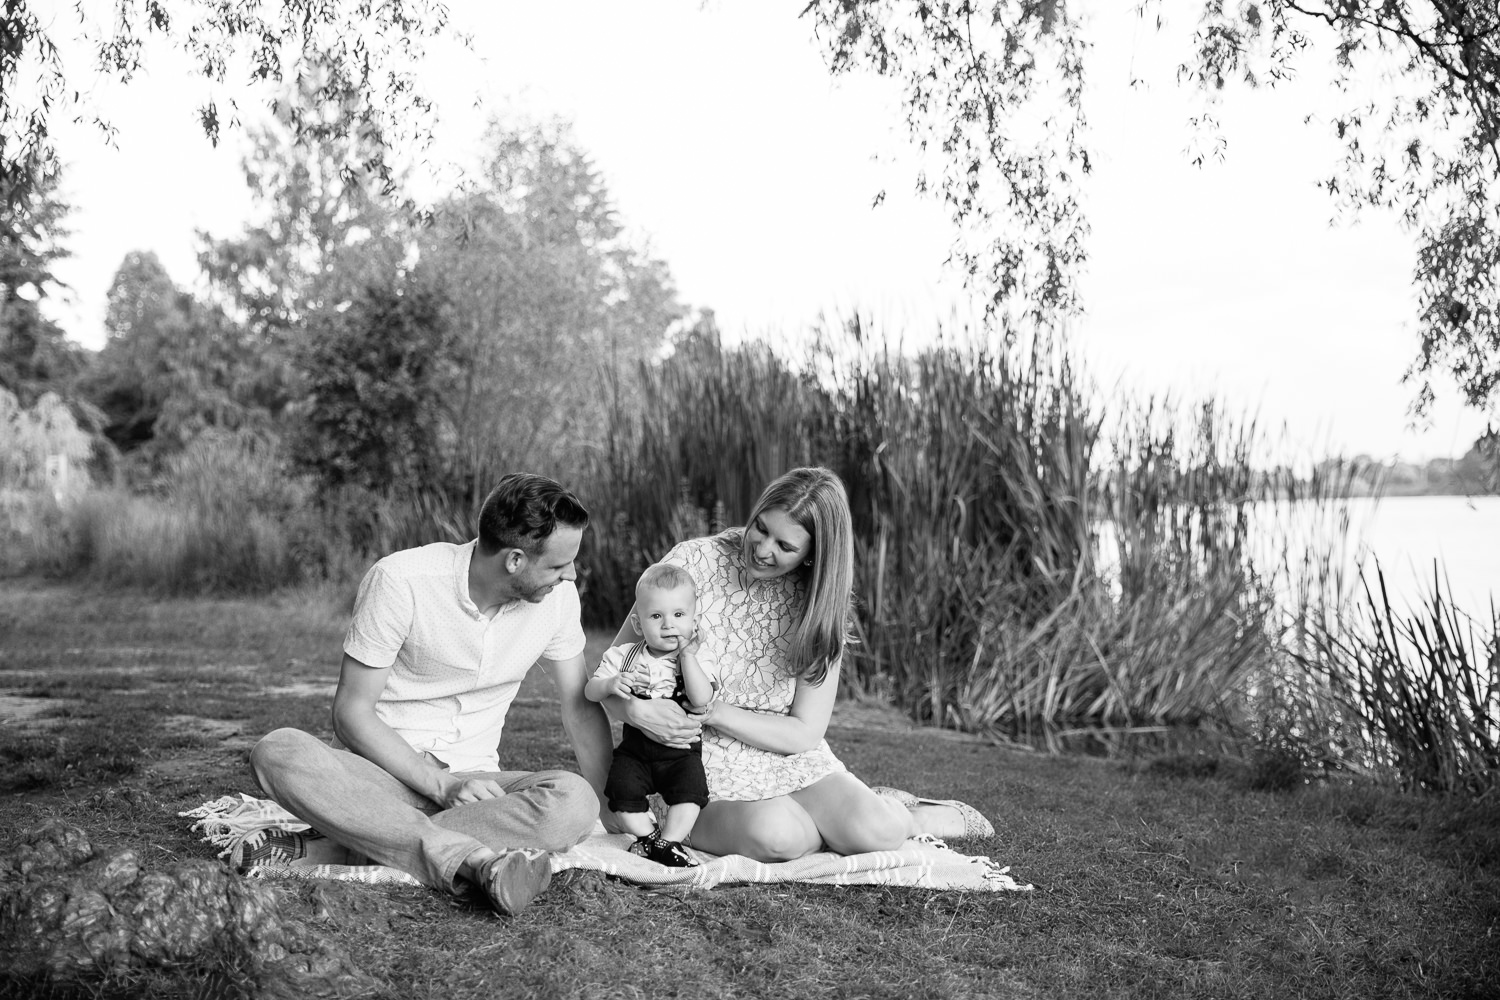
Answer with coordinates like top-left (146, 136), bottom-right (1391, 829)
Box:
top-left (628, 831), bottom-right (698, 868)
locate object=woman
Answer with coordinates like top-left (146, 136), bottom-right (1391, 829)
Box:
top-left (605, 466), bottom-right (993, 861)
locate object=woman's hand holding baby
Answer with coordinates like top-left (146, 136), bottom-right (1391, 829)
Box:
top-left (624, 696), bottom-right (703, 747)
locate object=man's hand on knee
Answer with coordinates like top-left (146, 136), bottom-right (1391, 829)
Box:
top-left (438, 777), bottom-right (508, 808)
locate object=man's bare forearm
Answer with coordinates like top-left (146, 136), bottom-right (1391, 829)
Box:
top-left (334, 707), bottom-right (454, 804)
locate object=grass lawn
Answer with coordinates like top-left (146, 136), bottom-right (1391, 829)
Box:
top-left (0, 578), bottom-right (1496, 999)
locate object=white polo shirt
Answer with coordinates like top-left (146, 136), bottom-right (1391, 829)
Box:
top-left (342, 539), bottom-right (587, 772)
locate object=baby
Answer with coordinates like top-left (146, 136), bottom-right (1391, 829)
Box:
top-left (584, 562), bottom-right (715, 866)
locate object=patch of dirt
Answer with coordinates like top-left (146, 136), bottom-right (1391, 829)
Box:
top-left (147, 716), bottom-right (257, 778)
top-left (0, 691), bottom-right (74, 728)
top-left (159, 715), bottom-right (247, 740)
top-left (60, 646), bottom-right (201, 660)
top-left (830, 698), bottom-right (918, 733)
top-left (262, 681), bottom-right (336, 699)
top-left (829, 697), bottom-right (989, 742)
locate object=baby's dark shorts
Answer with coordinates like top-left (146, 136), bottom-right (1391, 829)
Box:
top-left (605, 724), bottom-right (709, 813)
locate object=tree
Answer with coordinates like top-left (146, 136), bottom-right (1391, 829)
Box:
top-left (0, 162), bottom-right (82, 403)
top-left (186, 84), bottom-right (422, 465)
top-left (77, 250), bottom-right (282, 457)
top-left (195, 100), bottom-right (408, 416)
top-left (1465, 426), bottom-right (1499, 491)
top-left (77, 250), bottom-right (189, 451)
top-left (291, 274), bottom-right (455, 497)
top-left (1, 0), bottom-right (458, 209)
top-left (803, 0), bottom-right (1500, 412)
top-left (197, 78), bottom-right (410, 325)
top-left (198, 112), bottom-right (681, 525)
top-left (416, 118), bottom-right (685, 481)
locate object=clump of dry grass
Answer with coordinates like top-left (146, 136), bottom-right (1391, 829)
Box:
top-left (32, 431), bottom-right (329, 594)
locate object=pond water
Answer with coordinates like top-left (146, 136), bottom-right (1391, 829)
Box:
top-left (1335, 495), bottom-right (1499, 615)
top-left (1096, 494), bottom-right (1499, 617)
top-left (1278, 494), bottom-right (1500, 617)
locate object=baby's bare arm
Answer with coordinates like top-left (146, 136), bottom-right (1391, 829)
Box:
top-left (678, 650), bottom-right (714, 712)
top-left (584, 671), bottom-right (631, 702)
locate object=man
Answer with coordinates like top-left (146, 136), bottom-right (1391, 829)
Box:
top-left (249, 473), bottom-right (613, 916)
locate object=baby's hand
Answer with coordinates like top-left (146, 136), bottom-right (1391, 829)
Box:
top-left (610, 674), bottom-right (635, 699)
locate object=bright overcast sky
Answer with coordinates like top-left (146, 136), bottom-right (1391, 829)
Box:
top-left (39, 0), bottom-right (1494, 462)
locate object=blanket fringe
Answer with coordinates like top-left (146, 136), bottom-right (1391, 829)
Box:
top-left (179, 792), bottom-right (308, 867)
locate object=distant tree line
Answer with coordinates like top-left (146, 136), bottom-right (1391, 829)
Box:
top-left (1319, 436), bottom-right (1500, 497)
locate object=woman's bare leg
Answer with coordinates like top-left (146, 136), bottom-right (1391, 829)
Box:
top-left (790, 773), bottom-right (913, 854)
top-left (688, 775), bottom-right (966, 860)
top-left (686, 796), bottom-right (823, 861)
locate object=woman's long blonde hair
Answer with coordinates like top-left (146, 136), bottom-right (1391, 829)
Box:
top-left (741, 466), bottom-right (856, 685)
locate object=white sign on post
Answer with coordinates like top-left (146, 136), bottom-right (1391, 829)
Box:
top-left (44, 454), bottom-right (70, 502)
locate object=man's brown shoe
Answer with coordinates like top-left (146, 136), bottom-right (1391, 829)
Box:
top-left (477, 848), bottom-right (553, 916)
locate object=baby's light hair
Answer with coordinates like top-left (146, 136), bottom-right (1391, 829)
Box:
top-left (635, 562), bottom-right (696, 599)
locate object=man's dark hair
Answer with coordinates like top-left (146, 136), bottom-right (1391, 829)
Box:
top-left (477, 474), bottom-right (590, 556)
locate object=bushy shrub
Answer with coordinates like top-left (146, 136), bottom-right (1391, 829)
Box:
top-left (52, 430), bottom-right (330, 594)
top-left (0, 487), bottom-right (69, 576)
top-left (0, 389), bottom-right (93, 494)
top-left (0, 390), bottom-right (98, 576)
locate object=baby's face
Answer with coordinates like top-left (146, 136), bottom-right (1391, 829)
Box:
top-left (633, 583), bottom-right (697, 652)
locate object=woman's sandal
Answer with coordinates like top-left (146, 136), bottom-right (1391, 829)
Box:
top-left (914, 797), bottom-right (995, 838)
top-left (871, 786), bottom-right (918, 807)
top-left (872, 786), bottom-right (995, 838)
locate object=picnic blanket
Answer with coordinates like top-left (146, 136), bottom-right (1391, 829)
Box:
top-left (183, 794), bottom-right (1032, 892)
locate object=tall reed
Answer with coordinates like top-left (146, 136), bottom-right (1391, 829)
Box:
top-left (584, 323), bottom-right (1275, 740)
top-left (1295, 566), bottom-right (1500, 795)
top-left (935, 397), bottom-right (1283, 744)
top-left (831, 335), bottom-right (1100, 726)
top-left (583, 332), bottom-right (834, 624)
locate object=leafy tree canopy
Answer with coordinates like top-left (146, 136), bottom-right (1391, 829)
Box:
top-left (80, 97), bottom-right (682, 492)
top-left (76, 249), bottom-right (282, 459)
top-left (1, 0), bottom-right (458, 208)
top-left (291, 274), bottom-right (455, 498)
top-left (417, 117), bottom-right (686, 481)
top-left (804, 0), bottom-right (1499, 414)
top-left (197, 90), bottom-right (406, 353)
top-left (0, 162), bottom-right (81, 403)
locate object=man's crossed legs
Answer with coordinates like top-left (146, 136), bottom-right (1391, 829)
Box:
top-left (249, 728), bottom-right (597, 915)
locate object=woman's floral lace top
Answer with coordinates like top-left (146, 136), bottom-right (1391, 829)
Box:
top-left (662, 532), bottom-right (847, 801)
